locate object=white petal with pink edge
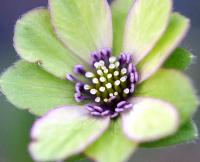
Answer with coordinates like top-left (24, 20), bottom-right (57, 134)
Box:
top-left (29, 106), bottom-right (110, 161)
top-left (49, 0), bottom-right (113, 62)
top-left (123, 0), bottom-right (172, 64)
top-left (137, 13), bottom-right (190, 83)
top-left (122, 97), bottom-right (179, 142)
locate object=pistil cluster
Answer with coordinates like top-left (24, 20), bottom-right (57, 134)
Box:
top-left (67, 49), bottom-right (139, 118)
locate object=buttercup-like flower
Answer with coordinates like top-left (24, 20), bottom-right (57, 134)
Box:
top-left (0, 0), bottom-right (199, 161)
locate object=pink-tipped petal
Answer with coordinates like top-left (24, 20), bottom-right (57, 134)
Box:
top-left (30, 106), bottom-right (110, 161)
top-left (49, 0), bottom-right (113, 62)
top-left (122, 97), bottom-right (179, 142)
top-left (123, 0), bottom-right (172, 64)
top-left (14, 8), bottom-right (84, 79)
top-left (137, 13), bottom-right (190, 83)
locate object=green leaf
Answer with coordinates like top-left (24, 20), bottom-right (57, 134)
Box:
top-left (137, 13), bottom-right (190, 82)
top-left (0, 61), bottom-right (77, 116)
top-left (14, 8), bottom-right (84, 79)
top-left (67, 154), bottom-right (89, 162)
top-left (30, 106), bottom-right (110, 161)
top-left (85, 119), bottom-right (137, 162)
top-left (163, 48), bottom-right (193, 70)
top-left (142, 121), bottom-right (198, 148)
top-left (123, 0), bottom-right (172, 64)
top-left (49, 0), bottom-right (112, 62)
top-left (135, 69), bottom-right (199, 124)
top-left (122, 97), bottom-right (179, 142)
top-left (111, 0), bottom-right (134, 55)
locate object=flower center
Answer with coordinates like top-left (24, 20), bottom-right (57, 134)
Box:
top-left (67, 49), bottom-right (139, 118)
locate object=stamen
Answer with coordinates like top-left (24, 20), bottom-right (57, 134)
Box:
top-left (100, 77), bottom-right (106, 83)
top-left (114, 71), bottom-right (119, 77)
top-left (95, 97), bottom-right (101, 103)
top-left (104, 98), bottom-right (108, 103)
top-left (109, 56), bottom-right (117, 63)
top-left (124, 88), bottom-right (130, 94)
top-left (109, 64), bottom-right (115, 69)
top-left (110, 112), bottom-right (118, 118)
top-left (90, 89), bottom-right (97, 95)
top-left (74, 65), bottom-right (86, 75)
top-left (66, 74), bottom-right (77, 82)
top-left (134, 72), bottom-right (139, 83)
top-left (92, 78), bottom-right (99, 84)
top-left (84, 84), bottom-right (90, 90)
top-left (101, 110), bottom-right (110, 116)
top-left (99, 60), bottom-right (105, 66)
top-left (75, 82), bottom-right (84, 93)
top-left (99, 87), bottom-right (106, 92)
top-left (114, 80), bottom-right (120, 86)
top-left (93, 106), bottom-right (104, 112)
top-left (120, 76), bottom-right (127, 82)
top-left (115, 61), bottom-right (120, 68)
top-left (75, 93), bottom-right (89, 102)
top-left (121, 68), bottom-right (127, 75)
top-left (97, 69), bottom-right (103, 76)
top-left (107, 73), bottom-right (112, 79)
top-left (94, 62), bottom-right (100, 69)
top-left (85, 72), bottom-right (94, 78)
top-left (68, 50), bottom-right (139, 118)
top-left (106, 83), bottom-right (112, 89)
top-left (130, 84), bottom-right (135, 93)
top-left (91, 111), bottom-right (101, 116)
top-left (103, 69), bottom-right (109, 74)
top-left (109, 93), bottom-right (114, 97)
top-left (114, 92), bottom-right (119, 96)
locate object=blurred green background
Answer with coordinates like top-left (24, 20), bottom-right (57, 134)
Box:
top-left (0, 0), bottom-right (199, 162)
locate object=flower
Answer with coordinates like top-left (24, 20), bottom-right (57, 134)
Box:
top-left (0, 0), bottom-right (198, 162)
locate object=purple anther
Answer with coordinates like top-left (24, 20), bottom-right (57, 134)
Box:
top-left (108, 96), bottom-right (116, 102)
top-left (91, 111), bottom-right (102, 116)
top-left (92, 52), bottom-right (100, 62)
top-left (130, 73), bottom-right (135, 83)
top-left (126, 54), bottom-right (133, 64)
top-left (86, 105), bottom-right (95, 112)
top-left (132, 65), bottom-right (137, 72)
top-left (68, 50), bottom-right (138, 119)
top-left (93, 106), bottom-right (104, 112)
top-left (134, 71), bottom-right (139, 83)
top-left (100, 49), bottom-right (109, 61)
top-left (128, 63), bottom-right (134, 73)
top-left (74, 65), bottom-right (86, 75)
top-left (106, 49), bottom-right (111, 58)
top-left (75, 82), bottom-right (84, 93)
top-left (117, 101), bottom-right (127, 108)
top-left (110, 112), bottom-right (119, 118)
top-left (74, 93), bottom-right (85, 102)
top-left (101, 110), bottom-right (110, 116)
top-left (115, 108), bottom-right (125, 112)
top-left (130, 83), bottom-right (135, 93)
top-left (124, 103), bottom-right (133, 109)
top-left (119, 54), bottom-right (126, 64)
top-left (66, 74), bottom-right (77, 82)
